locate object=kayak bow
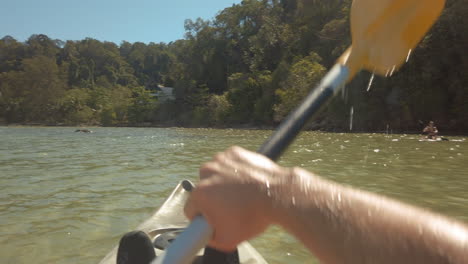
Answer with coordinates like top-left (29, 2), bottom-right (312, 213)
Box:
top-left (99, 180), bottom-right (268, 264)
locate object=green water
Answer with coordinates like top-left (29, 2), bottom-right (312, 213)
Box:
top-left (1, 127), bottom-right (467, 263)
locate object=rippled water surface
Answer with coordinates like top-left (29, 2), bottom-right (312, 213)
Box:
top-left (1, 127), bottom-right (467, 263)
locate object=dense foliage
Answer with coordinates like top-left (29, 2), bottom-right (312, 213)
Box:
top-left (1, 0), bottom-right (467, 132)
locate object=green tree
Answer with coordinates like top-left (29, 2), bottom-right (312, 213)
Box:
top-left (226, 73), bottom-right (263, 123)
top-left (128, 86), bottom-right (157, 124)
top-left (57, 88), bottom-right (95, 124)
top-left (274, 53), bottom-right (326, 122)
top-left (0, 56), bottom-right (67, 122)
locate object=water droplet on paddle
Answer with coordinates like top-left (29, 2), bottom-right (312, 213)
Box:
top-left (389, 65), bottom-right (396, 77)
top-left (366, 74), bottom-right (375, 92)
top-left (341, 85), bottom-right (348, 102)
top-left (406, 49), bottom-right (412, 63)
top-left (385, 69), bottom-right (391, 77)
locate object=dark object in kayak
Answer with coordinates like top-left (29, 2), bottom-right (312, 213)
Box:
top-left (118, 229), bottom-right (240, 264)
top-left (99, 181), bottom-right (267, 264)
top-left (75, 129), bottom-right (92, 133)
top-left (117, 231), bottom-right (156, 264)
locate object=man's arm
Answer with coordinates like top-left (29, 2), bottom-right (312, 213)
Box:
top-left (272, 167), bottom-right (468, 264)
top-left (185, 146), bottom-right (468, 264)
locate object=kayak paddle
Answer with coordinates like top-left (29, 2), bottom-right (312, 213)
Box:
top-left (152, 0), bottom-right (446, 263)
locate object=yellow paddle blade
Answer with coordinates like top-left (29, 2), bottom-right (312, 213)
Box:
top-left (342, 0), bottom-right (446, 77)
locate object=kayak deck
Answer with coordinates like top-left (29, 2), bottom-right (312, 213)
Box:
top-left (100, 180), bottom-right (268, 264)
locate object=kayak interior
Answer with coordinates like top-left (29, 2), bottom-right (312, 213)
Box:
top-left (99, 180), bottom-right (268, 264)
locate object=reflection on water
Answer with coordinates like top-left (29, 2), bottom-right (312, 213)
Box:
top-left (0, 127), bottom-right (467, 263)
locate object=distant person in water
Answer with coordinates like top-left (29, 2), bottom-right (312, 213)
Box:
top-left (423, 121), bottom-right (438, 139)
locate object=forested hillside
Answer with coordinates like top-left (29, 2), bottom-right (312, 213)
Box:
top-left (1, 0), bottom-right (467, 132)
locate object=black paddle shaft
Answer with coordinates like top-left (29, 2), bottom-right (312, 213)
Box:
top-left (258, 78), bottom-right (336, 161)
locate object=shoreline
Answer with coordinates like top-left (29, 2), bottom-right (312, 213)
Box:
top-left (1, 122), bottom-right (466, 136)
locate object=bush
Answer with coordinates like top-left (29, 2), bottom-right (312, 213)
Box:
top-left (208, 94), bottom-right (231, 125)
top-left (274, 53), bottom-right (326, 122)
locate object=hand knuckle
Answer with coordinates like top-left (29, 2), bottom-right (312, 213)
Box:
top-left (229, 146), bottom-right (243, 155)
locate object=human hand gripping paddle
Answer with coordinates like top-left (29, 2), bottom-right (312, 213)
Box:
top-left (152, 0), bottom-right (446, 263)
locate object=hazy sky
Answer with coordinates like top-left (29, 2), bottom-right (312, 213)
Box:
top-left (1, 0), bottom-right (242, 44)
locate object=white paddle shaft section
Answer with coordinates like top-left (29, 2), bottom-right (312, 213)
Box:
top-left (320, 64), bottom-right (349, 94)
top-left (151, 216), bottom-right (212, 264)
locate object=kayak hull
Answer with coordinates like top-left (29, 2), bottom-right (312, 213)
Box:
top-left (99, 181), bottom-right (268, 264)
top-left (419, 138), bottom-right (446, 142)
